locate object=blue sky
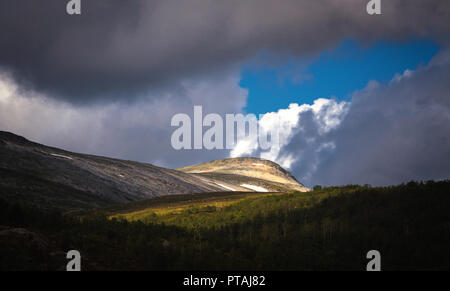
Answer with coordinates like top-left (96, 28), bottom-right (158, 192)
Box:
top-left (241, 39), bottom-right (439, 114)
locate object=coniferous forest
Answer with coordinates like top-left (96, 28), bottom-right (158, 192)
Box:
top-left (1, 181), bottom-right (449, 271)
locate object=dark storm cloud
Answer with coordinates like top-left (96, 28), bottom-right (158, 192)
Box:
top-left (0, 0), bottom-right (143, 101)
top-left (1, 0), bottom-right (450, 102)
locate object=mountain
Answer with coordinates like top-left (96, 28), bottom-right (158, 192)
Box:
top-left (0, 131), bottom-right (308, 211)
top-left (178, 157), bottom-right (309, 192)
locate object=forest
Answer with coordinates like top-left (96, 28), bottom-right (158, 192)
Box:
top-left (1, 180), bottom-right (449, 270)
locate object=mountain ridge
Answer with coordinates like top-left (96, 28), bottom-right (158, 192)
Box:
top-left (0, 131), bottom-right (309, 211)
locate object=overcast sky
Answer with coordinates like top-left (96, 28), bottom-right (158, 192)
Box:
top-left (1, 0), bottom-right (449, 186)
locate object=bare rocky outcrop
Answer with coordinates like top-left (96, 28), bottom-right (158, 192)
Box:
top-left (179, 157), bottom-right (310, 192)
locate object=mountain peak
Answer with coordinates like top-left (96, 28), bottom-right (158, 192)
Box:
top-left (178, 157), bottom-right (308, 192)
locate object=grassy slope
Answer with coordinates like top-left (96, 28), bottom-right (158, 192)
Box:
top-left (106, 191), bottom-right (285, 223)
top-left (1, 181), bottom-right (450, 270)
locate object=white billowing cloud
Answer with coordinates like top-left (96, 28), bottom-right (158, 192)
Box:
top-left (229, 98), bottom-right (349, 171)
top-left (230, 138), bottom-right (259, 158)
top-left (310, 98), bottom-right (350, 134)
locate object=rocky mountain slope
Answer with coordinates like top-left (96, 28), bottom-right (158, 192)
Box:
top-left (0, 131), bottom-right (308, 211)
top-left (178, 157), bottom-right (309, 193)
